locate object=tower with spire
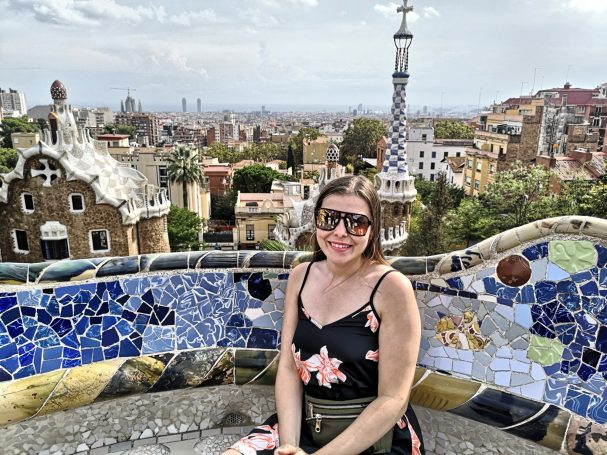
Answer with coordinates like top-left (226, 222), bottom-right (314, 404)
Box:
top-left (374, 0), bottom-right (417, 255)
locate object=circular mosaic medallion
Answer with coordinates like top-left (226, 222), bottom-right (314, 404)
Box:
top-left (496, 254), bottom-right (531, 287)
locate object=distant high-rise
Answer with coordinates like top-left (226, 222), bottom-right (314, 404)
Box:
top-left (182, 97), bottom-right (187, 113)
top-left (358, 103), bottom-right (363, 112)
top-left (0, 88), bottom-right (27, 116)
top-left (197, 98), bottom-right (202, 113)
top-left (261, 105), bottom-right (266, 115)
top-left (138, 100), bottom-right (143, 113)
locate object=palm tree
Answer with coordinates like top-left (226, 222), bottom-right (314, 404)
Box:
top-left (166, 146), bottom-right (204, 210)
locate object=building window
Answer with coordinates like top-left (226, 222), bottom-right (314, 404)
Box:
top-left (419, 162), bottom-right (424, 169)
top-left (41, 239), bottom-right (69, 260)
top-left (443, 151), bottom-right (448, 158)
top-left (158, 166), bottom-right (168, 189)
top-left (465, 176), bottom-right (471, 186)
top-left (499, 146), bottom-right (504, 154)
top-left (456, 152), bottom-right (461, 157)
top-left (422, 134), bottom-right (427, 142)
top-left (246, 224), bottom-right (255, 241)
top-left (430, 174), bottom-right (435, 181)
top-left (69, 193), bottom-right (85, 212)
top-left (21, 193), bottom-right (34, 213)
top-left (430, 163), bottom-right (435, 170)
top-left (13, 229), bottom-right (29, 252)
top-left (431, 151), bottom-right (436, 159)
top-left (476, 162), bottom-right (482, 172)
top-left (268, 224), bottom-right (276, 240)
top-left (467, 159), bottom-right (473, 169)
top-left (90, 230), bottom-right (110, 252)
top-left (490, 164), bottom-right (495, 173)
top-left (474, 179), bottom-right (480, 190)
top-left (419, 151), bottom-right (424, 158)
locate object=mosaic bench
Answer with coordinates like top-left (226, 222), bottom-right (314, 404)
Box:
top-left (1, 216), bottom-right (607, 454)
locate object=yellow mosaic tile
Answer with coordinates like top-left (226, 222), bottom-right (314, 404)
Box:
top-left (548, 240), bottom-right (597, 274)
top-left (36, 359), bottom-right (124, 416)
top-left (0, 370), bottom-right (64, 426)
top-left (527, 335), bottom-right (565, 366)
top-left (409, 372), bottom-right (481, 411)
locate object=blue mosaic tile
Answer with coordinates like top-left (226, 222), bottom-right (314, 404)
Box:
top-left (597, 245), bottom-right (607, 268)
top-left (247, 328), bottom-right (278, 349)
top-left (445, 277), bottom-right (464, 290)
top-left (572, 270), bottom-right (593, 283)
top-left (522, 242), bottom-right (548, 261)
top-left (587, 393), bottom-right (607, 424)
top-left (483, 277), bottom-right (497, 294)
top-left (546, 262), bottom-right (570, 281)
top-left (564, 386), bottom-right (591, 415)
top-left (535, 281), bottom-right (557, 304)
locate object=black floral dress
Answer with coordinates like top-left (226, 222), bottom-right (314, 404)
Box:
top-left (230, 262), bottom-right (424, 455)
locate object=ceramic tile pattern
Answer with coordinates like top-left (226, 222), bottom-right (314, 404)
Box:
top-left (1, 216), bottom-right (607, 454)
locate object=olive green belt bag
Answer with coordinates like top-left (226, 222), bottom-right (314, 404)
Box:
top-left (304, 394), bottom-right (393, 454)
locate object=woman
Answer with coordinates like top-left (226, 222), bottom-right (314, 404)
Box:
top-left (223, 175), bottom-right (423, 455)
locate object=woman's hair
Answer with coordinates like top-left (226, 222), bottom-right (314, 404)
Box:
top-left (312, 175), bottom-right (387, 264)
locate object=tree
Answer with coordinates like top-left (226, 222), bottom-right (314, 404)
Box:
top-left (167, 205), bottom-right (202, 251)
top-left (445, 197), bottom-right (500, 248)
top-left (0, 117), bottom-right (38, 148)
top-left (434, 120), bottom-right (475, 139)
top-left (404, 172), bottom-right (454, 256)
top-left (339, 118), bottom-right (386, 164)
top-left (211, 189), bottom-right (238, 223)
top-left (166, 146), bottom-right (204, 209)
top-left (0, 148), bottom-right (18, 173)
top-left (232, 164), bottom-right (288, 193)
top-left (103, 124), bottom-right (136, 138)
top-left (286, 144), bottom-right (295, 173)
top-left (482, 163), bottom-right (558, 230)
top-left (289, 127), bottom-right (320, 169)
top-left (579, 182), bottom-right (607, 218)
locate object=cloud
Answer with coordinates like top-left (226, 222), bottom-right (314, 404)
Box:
top-left (563, 0), bottom-right (607, 12)
top-left (374, 3), bottom-right (420, 22)
top-left (6, 0), bottom-right (225, 27)
top-left (148, 50), bottom-right (208, 77)
top-left (423, 6), bottom-right (439, 17)
top-left (260, 0), bottom-right (318, 7)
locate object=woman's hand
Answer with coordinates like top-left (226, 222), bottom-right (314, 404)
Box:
top-left (274, 444), bottom-right (308, 455)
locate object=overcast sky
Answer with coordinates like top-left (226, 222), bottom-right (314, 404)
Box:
top-left (1, 0), bottom-right (606, 112)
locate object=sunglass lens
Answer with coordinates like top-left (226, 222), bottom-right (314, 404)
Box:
top-left (316, 208), bottom-right (338, 231)
top-left (347, 214), bottom-right (371, 236)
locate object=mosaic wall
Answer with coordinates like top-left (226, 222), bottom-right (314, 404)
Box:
top-left (1, 216), bottom-right (607, 454)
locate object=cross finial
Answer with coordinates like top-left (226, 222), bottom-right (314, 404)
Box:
top-left (395, 0), bottom-right (414, 37)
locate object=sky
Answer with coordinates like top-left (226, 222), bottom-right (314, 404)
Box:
top-left (1, 0), bottom-right (606, 112)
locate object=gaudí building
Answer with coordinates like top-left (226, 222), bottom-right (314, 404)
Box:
top-left (0, 80), bottom-right (170, 263)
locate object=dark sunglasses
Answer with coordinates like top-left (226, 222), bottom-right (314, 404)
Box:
top-left (315, 208), bottom-right (373, 236)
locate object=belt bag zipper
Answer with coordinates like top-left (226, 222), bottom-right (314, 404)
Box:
top-left (306, 413), bottom-right (362, 433)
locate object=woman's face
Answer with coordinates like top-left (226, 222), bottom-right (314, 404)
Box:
top-left (316, 194), bottom-right (373, 266)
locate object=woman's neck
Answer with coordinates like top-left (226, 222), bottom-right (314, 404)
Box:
top-left (325, 257), bottom-right (367, 280)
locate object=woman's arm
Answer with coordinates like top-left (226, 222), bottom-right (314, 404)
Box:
top-left (274, 263), bottom-right (308, 448)
top-left (314, 271), bottom-right (421, 455)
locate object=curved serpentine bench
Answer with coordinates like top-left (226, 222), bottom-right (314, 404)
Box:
top-left (1, 216), bottom-right (607, 454)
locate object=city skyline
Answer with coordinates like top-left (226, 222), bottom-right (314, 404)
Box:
top-left (1, 0), bottom-right (606, 112)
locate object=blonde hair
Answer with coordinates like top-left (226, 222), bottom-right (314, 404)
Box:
top-left (312, 175), bottom-right (387, 264)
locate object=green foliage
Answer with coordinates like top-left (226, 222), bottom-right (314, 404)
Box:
top-left (434, 120), bottom-right (475, 139)
top-left (481, 163), bottom-right (557, 230)
top-left (289, 127), bottom-right (320, 169)
top-left (359, 167), bottom-right (378, 182)
top-left (339, 118), bottom-right (386, 164)
top-left (445, 198), bottom-right (501, 249)
top-left (0, 148), bottom-right (18, 173)
top-left (303, 170), bottom-right (319, 182)
top-left (0, 117), bottom-right (38, 148)
top-left (579, 183), bottom-right (607, 218)
top-left (205, 142), bottom-right (287, 164)
top-left (260, 239), bottom-right (289, 251)
top-left (211, 189), bottom-right (238, 222)
top-left (166, 146), bottom-right (204, 209)
top-left (103, 124), bottom-right (136, 138)
top-left (167, 205), bottom-right (202, 251)
top-left (232, 164), bottom-right (288, 193)
top-left (404, 172), bottom-right (455, 256)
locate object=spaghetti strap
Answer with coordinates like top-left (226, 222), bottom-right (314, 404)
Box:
top-left (369, 269), bottom-right (398, 303)
top-left (297, 261), bottom-right (314, 305)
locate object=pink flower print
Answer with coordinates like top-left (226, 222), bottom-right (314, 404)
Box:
top-left (230, 424), bottom-right (279, 455)
top-left (291, 344), bottom-right (311, 384)
top-left (365, 308), bottom-right (379, 333)
top-left (396, 417), bottom-right (422, 455)
top-left (306, 345), bottom-right (347, 388)
top-left (365, 349), bottom-right (379, 362)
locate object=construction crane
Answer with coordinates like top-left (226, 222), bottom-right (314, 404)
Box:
top-left (110, 87), bottom-right (137, 97)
